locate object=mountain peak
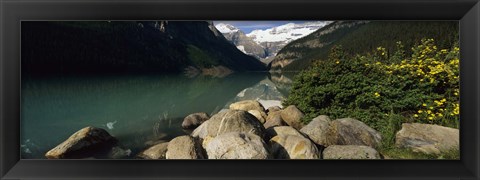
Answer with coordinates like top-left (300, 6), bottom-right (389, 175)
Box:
top-left (247, 21), bottom-right (332, 44)
top-left (215, 23), bottom-right (240, 33)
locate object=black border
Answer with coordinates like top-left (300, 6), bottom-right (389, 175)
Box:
top-left (1, 0), bottom-right (479, 179)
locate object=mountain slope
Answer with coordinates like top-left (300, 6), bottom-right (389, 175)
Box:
top-left (22, 21), bottom-right (266, 76)
top-left (270, 21), bottom-right (459, 71)
top-left (215, 23), bottom-right (266, 60)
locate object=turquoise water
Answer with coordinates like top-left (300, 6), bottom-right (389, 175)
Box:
top-left (21, 72), bottom-right (294, 159)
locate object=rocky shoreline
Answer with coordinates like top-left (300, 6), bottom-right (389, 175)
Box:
top-left (44, 100), bottom-right (460, 159)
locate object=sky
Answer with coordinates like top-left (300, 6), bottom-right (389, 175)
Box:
top-left (213, 21), bottom-right (314, 34)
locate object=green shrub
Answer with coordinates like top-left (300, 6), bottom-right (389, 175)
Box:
top-left (284, 39), bottom-right (460, 131)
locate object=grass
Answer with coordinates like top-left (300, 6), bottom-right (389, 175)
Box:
top-left (380, 147), bottom-right (460, 160)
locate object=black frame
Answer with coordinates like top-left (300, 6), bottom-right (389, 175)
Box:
top-left (1, 0), bottom-right (479, 179)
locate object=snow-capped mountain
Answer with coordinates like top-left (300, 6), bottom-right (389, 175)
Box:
top-left (215, 23), bottom-right (240, 34)
top-left (247, 21), bottom-right (331, 44)
top-left (215, 21), bottom-right (330, 64)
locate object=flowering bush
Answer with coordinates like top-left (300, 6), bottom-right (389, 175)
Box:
top-left (284, 39), bottom-right (459, 129)
top-left (375, 39), bottom-right (459, 127)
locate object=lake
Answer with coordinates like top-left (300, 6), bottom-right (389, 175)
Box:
top-left (20, 72), bottom-right (295, 159)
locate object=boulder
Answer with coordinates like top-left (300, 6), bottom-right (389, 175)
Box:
top-left (266, 126), bottom-right (305, 138)
top-left (191, 110), bottom-right (266, 139)
top-left (166, 135), bottom-right (204, 159)
top-left (326, 118), bottom-right (382, 148)
top-left (300, 115), bottom-right (331, 146)
top-left (264, 111), bottom-right (287, 129)
top-left (280, 105), bottom-right (305, 129)
top-left (267, 106), bottom-right (282, 114)
top-left (205, 132), bottom-right (270, 159)
top-left (45, 126), bottom-right (117, 159)
top-left (269, 135), bottom-right (320, 159)
top-left (182, 112), bottom-right (210, 129)
top-left (248, 110), bottom-right (267, 124)
top-left (395, 123), bottom-right (459, 155)
top-left (229, 100), bottom-right (265, 112)
top-left (137, 142), bottom-right (169, 159)
top-left (323, 145), bottom-right (381, 159)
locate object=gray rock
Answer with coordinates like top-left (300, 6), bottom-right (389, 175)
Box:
top-left (323, 145), bottom-right (381, 159)
top-left (266, 126), bottom-right (305, 138)
top-left (205, 132), bottom-right (270, 159)
top-left (269, 135), bottom-right (320, 159)
top-left (395, 123), bottom-right (459, 155)
top-left (45, 126), bottom-right (116, 159)
top-left (280, 105), bottom-right (305, 130)
top-left (326, 118), bottom-right (382, 148)
top-left (191, 110), bottom-right (266, 139)
top-left (166, 135), bottom-right (204, 159)
top-left (264, 111), bottom-right (287, 129)
top-left (300, 115), bottom-right (331, 146)
top-left (229, 100), bottom-right (265, 112)
top-left (182, 112), bottom-right (210, 129)
top-left (137, 142), bottom-right (169, 159)
top-left (248, 110), bottom-right (267, 124)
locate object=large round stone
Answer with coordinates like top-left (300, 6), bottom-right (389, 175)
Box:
top-left (395, 123), bottom-right (459, 155)
top-left (326, 118), bottom-right (382, 148)
top-left (137, 142), bottom-right (169, 159)
top-left (229, 100), bottom-right (265, 112)
top-left (45, 126), bottom-right (117, 159)
top-left (191, 110), bottom-right (266, 139)
top-left (182, 112), bottom-right (210, 129)
top-left (269, 135), bottom-right (319, 159)
top-left (264, 111), bottom-right (287, 129)
top-left (300, 115), bottom-right (331, 146)
top-left (205, 132), bottom-right (270, 159)
top-left (323, 145), bottom-right (381, 159)
top-left (166, 135), bottom-right (204, 159)
top-left (280, 105), bottom-right (305, 130)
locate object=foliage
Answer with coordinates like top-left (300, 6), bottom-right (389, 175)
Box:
top-left (187, 45), bottom-right (220, 68)
top-left (279, 21), bottom-right (459, 71)
top-left (284, 39), bottom-right (460, 131)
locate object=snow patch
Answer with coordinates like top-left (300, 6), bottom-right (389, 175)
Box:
top-left (236, 45), bottom-right (247, 54)
top-left (215, 23), bottom-right (240, 33)
top-left (247, 21), bottom-right (331, 43)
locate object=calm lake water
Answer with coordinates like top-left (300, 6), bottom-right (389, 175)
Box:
top-left (21, 72), bottom-right (295, 159)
